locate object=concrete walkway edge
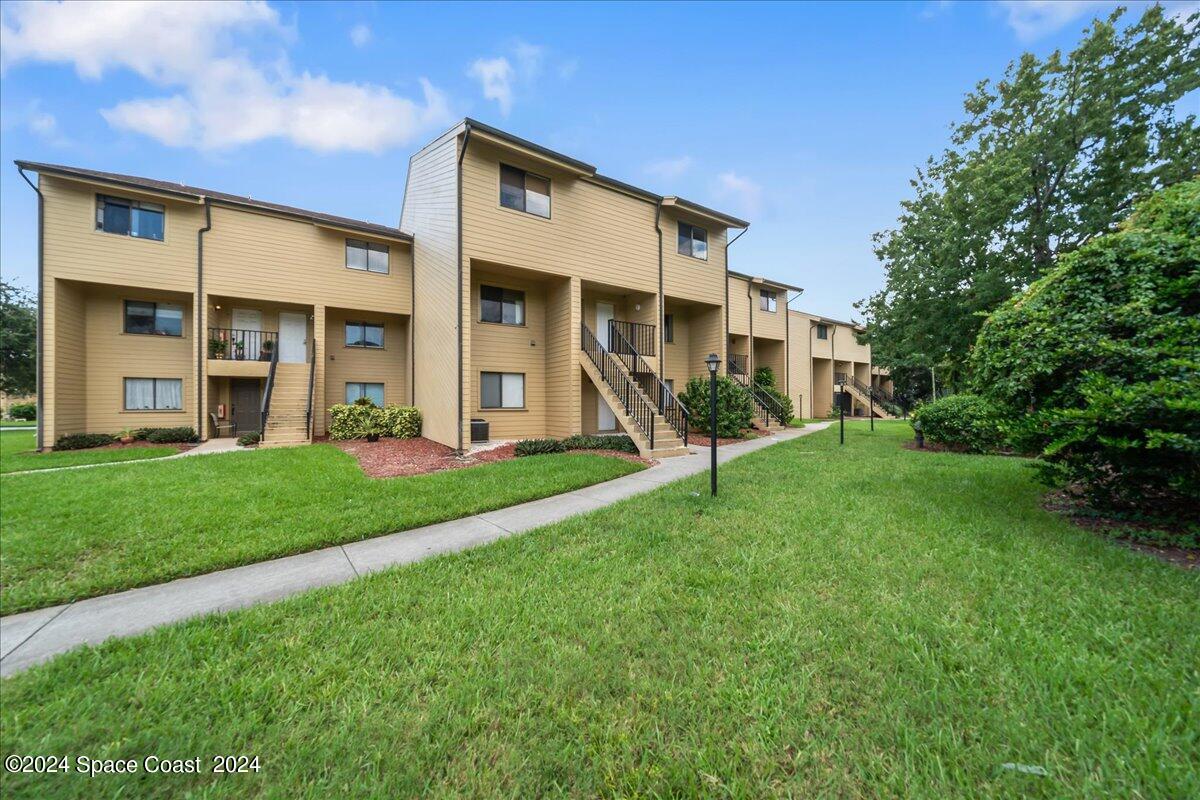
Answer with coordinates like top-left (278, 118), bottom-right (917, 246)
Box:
top-left (0, 423), bottom-right (830, 676)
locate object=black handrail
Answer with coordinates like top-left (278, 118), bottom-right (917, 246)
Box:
top-left (260, 342), bottom-right (280, 435)
top-left (581, 323), bottom-right (655, 449)
top-left (728, 353), bottom-right (748, 376)
top-left (728, 356), bottom-right (788, 427)
top-left (304, 338), bottom-right (317, 439)
top-left (609, 319), bottom-right (657, 358)
top-left (608, 321), bottom-right (687, 445)
top-left (845, 373), bottom-right (901, 417)
top-left (208, 327), bottom-right (278, 361)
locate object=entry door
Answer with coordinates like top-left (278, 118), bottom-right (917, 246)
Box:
top-left (231, 379), bottom-right (262, 434)
top-left (595, 302), bottom-right (617, 431)
top-left (279, 312), bottom-right (307, 363)
top-left (231, 308), bottom-right (262, 361)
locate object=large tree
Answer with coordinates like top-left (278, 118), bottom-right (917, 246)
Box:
top-left (857, 6), bottom-right (1199, 387)
top-left (0, 280), bottom-right (37, 397)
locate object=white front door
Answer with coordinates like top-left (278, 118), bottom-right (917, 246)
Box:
top-left (279, 312), bottom-right (307, 363)
top-left (231, 308), bottom-right (262, 361)
top-left (595, 302), bottom-right (617, 431)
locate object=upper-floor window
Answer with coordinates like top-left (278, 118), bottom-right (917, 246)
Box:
top-left (816, 323), bottom-right (828, 340)
top-left (480, 285), bottom-right (525, 325)
top-left (346, 239), bottom-right (389, 273)
top-left (760, 289), bottom-right (778, 313)
top-left (124, 300), bottom-right (183, 336)
top-left (499, 164), bottom-right (550, 218)
top-left (97, 195), bottom-right (164, 241)
top-left (664, 313), bottom-right (675, 344)
top-left (677, 222), bottom-right (708, 260)
top-left (345, 321), bottom-right (384, 348)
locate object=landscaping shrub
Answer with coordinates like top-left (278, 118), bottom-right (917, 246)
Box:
top-left (971, 180), bottom-right (1200, 527)
top-left (751, 366), bottom-right (795, 423)
top-left (328, 404), bottom-right (422, 440)
top-left (680, 375), bottom-right (754, 437)
top-left (561, 434), bottom-right (638, 454)
top-left (54, 433), bottom-right (115, 451)
top-left (143, 426), bottom-right (198, 444)
top-left (237, 432), bottom-right (261, 447)
top-left (910, 394), bottom-right (1004, 453)
top-left (8, 402), bottom-right (36, 420)
top-left (514, 438), bottom-right (566, 456)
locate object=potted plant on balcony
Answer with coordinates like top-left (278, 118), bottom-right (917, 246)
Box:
top-left (208, 337), bottom-right (227, 359)
top-left (259, 339), bottom-right (274, 361)
top-left (233, 340), bottom-right (246, 360)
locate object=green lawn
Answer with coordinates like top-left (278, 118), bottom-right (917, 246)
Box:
top-left (0, 429), bottom-right (176, 474)
top-left (0, 445), bottom-right (642, 614)
top-left (0, 419), bottom-right (36, 428)
top-left (2, 422), bottom-right (1196, 798)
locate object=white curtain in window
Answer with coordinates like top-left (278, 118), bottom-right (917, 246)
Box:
top-left (156, 379), bottom-right (183, 410)
top-left (125, 379), bottom-right (154, 410)
top-left (501, 373), bottom-right (524, 408)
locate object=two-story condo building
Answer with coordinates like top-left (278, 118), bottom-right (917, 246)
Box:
top-left (18, 118), bottom-right (887, 458)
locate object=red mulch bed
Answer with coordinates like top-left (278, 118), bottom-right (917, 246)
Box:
top-left (329, 437), bottom-right (649, 478)
top-left (1042, 490), bottom-right (1198, 570)
top-left (688, 431), bottom-right (756, 448)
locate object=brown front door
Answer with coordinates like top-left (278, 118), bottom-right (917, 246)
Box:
top-left (231, 379), bottom-right (262, 434)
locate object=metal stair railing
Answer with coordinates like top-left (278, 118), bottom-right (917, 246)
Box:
top-left (728, 357), bottom-right (788, 427)
top-left (304, 338), bottom-right (317, 439)
top-left (609, 319), bottom-right (657, 358)
top-left (259, 342), bottom-right (280, 436)
top-left (608, 320), bottom-right (687, 445)
top-left (580, 323), bottom-right (655, 449)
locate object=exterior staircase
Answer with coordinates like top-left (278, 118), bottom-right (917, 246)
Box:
top-left (727, 357), bottom-right (788, 433)
top-left (837, 373), bottom-right (897, 420)
top-left (580, 322), bottom-right (689, 459)
top-left (261, 348), bottom-right (316, 448)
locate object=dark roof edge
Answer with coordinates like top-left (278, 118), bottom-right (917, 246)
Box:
top-left (14, 160), bottom-right (412, 242)
top-left (463, 118), bottom-right (596, 174)
top-left (790, 308), bottom-right (865, 330)
top-left (728, 270), bottom-right (804, 293)
top-left (666, 196), bottom-right (750, 229)
top-left (589, 173), bottom-right (662, 203)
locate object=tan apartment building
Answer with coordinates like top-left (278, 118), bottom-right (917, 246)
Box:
top-left (18, 118), bottom-right (885, 458)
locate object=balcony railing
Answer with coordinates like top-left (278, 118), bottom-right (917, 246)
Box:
top-left (728, 353), bottom-right (748, 377)
top-left (609, 319), bottom-right (656, 358)
top-left (208, 328), bottom-right (279, 361)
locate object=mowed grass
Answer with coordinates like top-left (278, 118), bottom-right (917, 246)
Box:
top-left (2, 422), bottom-right (1196, 799)
top-left (0, 445), bottom-right (642, 613)
top-left (0, 429), bottom-right (176, 474)
top-left (0, 419), bottom-right (36, 427)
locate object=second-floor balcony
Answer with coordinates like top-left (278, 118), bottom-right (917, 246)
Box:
top-left (207, 327), bottom-right (278, 376)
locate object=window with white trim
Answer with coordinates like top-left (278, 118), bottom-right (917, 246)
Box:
top-left (480, 372), bottom-right (525, 409)
top-left (346, 239), bottom-right (389, 273)
top-left (124, 378), bottom-right (183, 410)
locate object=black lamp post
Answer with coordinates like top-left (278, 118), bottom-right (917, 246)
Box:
top-left (869, 387), bottom-right (874, 432)
top-left (705, 353), bottom-right (720, 497)
top-left (835, 381), bottom-right (845, 445)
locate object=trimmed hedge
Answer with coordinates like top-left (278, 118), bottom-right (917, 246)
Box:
top-left (54, 433), bottom-right (116, 451)
top-left (237, 432), bottom-right (261, 447)
top-left (8, 402), bottom-right (36, 421)
top-left (561, 434), bottom-right (638, 454)
top-left (514, 438), bottom-right (566, 457)
top-left (679, 375), bottom-right (754, 437)
top-left (328, 404), bottom-right (422, 440)
top-left (911, 394), bottom-right (1004, 453)
top-left (144, 427), bottom-right (198, 444)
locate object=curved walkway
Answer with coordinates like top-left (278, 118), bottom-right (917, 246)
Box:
top-left (0, 424), bottom-right (829, 676)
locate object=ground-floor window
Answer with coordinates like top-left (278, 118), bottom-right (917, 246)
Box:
top-left (480, 372), bottom-right (524, 409)
top-left (346, 382), bottom-right (385, 407)
top-left (124, 378), bottom-right (183, 410)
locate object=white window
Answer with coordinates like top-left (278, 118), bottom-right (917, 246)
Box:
top-left (346, 239), bottom-right (389, 274)
top-left (124, 378), bottom-right (183, 410)
top-left (345, 382), bottom-right (385, 406)
top-left (677, 222), bottom-right (708, 259)
top-left (499, 164), bottom-right (551, 218)
top-left (760, 289), bottom-right (778, 313)
top-left (480, 372), bottom-right (524, 409)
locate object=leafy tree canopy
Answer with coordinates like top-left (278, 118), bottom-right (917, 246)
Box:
top-left (857, 6), bottom-right (1199, 386)
top-left (0, 281), bottom-right (36, 397)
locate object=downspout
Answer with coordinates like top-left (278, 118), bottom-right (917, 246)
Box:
top-left (746, 279), bottom-right (754, 377)
top-left (725, 227), bottom-right (747, 372)
top-left (17, 166), bottom-right (44, 451)
top-left (655, 200), bottom-right (663, 376)
top-left (196, 198), bottom-right (212, 438)
top-left (455, 123), bottom-right (473, 453)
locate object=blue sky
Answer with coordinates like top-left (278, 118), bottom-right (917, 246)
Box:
top-left (1, 0), bottom-right (1189, 320)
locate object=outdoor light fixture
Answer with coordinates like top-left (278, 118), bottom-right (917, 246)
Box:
top-left (913, 419), bottom-right (924, 448)
top-left (705, 353), bottom-right (720, 497)
top-left (834, 382), bottom-right (846, 445)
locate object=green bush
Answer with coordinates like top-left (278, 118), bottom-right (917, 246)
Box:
top-left (910, 395), bottom-right (1005, 453)
top-left (680, 375), bottom-right (754, 437)
top-left (514, 438), bottom-right (566, 456)
top-left (971, 180), bottom-right (1199, 526)
top-left (54, 433), bottom-right (115, 451)
top-left (328, 404), bottom-right (422, 440)
top-left (561, 434), bottom-right (638, 454)
top-left (8, 402), bottom-right (36, 421)
top-left (237, 432), bottom-right (261, 447)
top-left (144, 426), bottom-right (198, 444)
top-left (750, 365), bottom-right (795, 423)
top-left (753, 366), bottom-right (777, 388)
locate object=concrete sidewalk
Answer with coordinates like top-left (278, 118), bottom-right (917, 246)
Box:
top-left (0, 423), bottom-right (829, 676)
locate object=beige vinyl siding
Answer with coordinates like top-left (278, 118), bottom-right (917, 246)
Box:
top-left (323, 308), bottom-right (408, 429)
top-left (728, 276), bottom-right (751, 336)
top-left (753, 338), bottom-right (786, 390)
top-left (662, 208), bottom-right (727, 307)
top-left (689, 304), bottom-right (725, 381)
top-left (787, 310), bottom-right (811, 417)
top-left (469, 270), bottom-right (546, 439)
top-left (46, 280), bottom-right (87, 442)
top-left (401, 129), bottom-right (461, 448)
top-left (544, 276), bottom-right (580, 437)
top-left (663, 307), bottom-right (692, 391)
top-left (751, 286), bottom-right (787, 341)
top-left (461, 142), bottom-right (659, 294)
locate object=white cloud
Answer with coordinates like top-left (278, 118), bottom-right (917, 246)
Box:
top-left (28, 109), bottom-right (58, 136)
top-left (468, 56), bottom-right (515, 115)
top-left (349, 23), bottom-right (371, 48)
top-left (644, 156), bottom-right (693, 179)
top-left (513, 41), bottom-right (543, 79)
top-left (714, 171), bottom-right (763, 217)
top-left (558, 59), bottom-right (579, 80)
top-left (920, 1), bottom-right (954, 19)
top-left (995, 1), bottom-right (1110, 40)
top-left (2, 0), bottom-right (451, 153)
